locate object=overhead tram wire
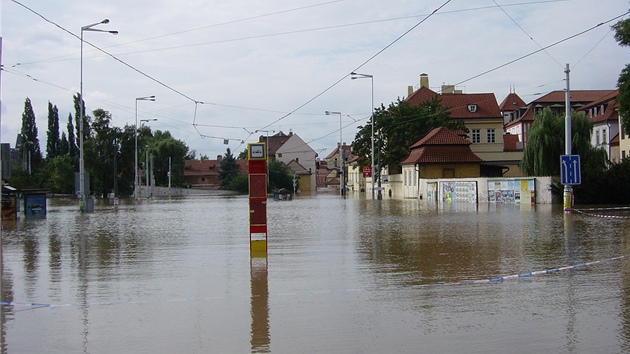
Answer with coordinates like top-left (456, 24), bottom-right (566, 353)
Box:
top-left (256, 0), bottom-right (454, 133)
top-left (573, 27), bottom-right (615, 69)
top-left (10, 0), bottom-right (199, 104)
top-left (453, 11), bottom-right (630, 88)
top-left (492, 0), bottom-right (563, 69)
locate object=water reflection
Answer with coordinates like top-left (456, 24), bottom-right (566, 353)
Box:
top-left (250, 253), bottom-right (269, 353)
top-left (0, 196), bottom-right (629, 352)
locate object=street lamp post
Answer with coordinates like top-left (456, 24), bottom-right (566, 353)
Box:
top-left (350, 72), bottom-right (375, 200)
top-left (80, 19), bottom-right (117, 212)
top-left (325, 111), bottom-right (343, 197)
top-left (135, 96), bottom-right (155, 199)
top-left (139, 118), bottom-right (157, 198)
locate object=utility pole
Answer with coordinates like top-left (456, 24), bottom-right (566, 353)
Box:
top-left (564, 63), bottom-right (572, 213)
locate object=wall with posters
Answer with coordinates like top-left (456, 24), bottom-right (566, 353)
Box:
top-left (415, 176), bottom-right (554, 204)
top-left (486, 178), bottom-right (536, 204)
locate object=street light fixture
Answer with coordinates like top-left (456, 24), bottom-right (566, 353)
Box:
top-left (351, 72), bottom-right (375, 200)
top-left (79, 19), bottom-right (118, 212)
top-left (135, 96), bottom-right (155, 199)
top-left (325, 110), bottom-right (343, 198)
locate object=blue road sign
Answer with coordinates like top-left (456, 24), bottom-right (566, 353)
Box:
top-left (560, 155), bottom-right (581, 185)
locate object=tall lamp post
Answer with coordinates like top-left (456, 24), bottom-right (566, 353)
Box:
top-left (80, 19), bottom-right (117, 212)
top-left (139, 118), bottom-right (157, 198)
top-left (135, 96), bottom-right (155, 199)
top-left (325, 111), bottom-right (343, 197)
top-left (350, 72), bottom-right (375, 200)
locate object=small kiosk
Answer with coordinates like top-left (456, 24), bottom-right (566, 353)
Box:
top-left (1, 185), bottom-right (18, 220)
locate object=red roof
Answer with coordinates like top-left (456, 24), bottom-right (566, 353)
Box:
top-left (410, 126), bottom-right (469, 148)
top-left (259, 131), bottom-right (291, 155)
top-left (184, 159), bottom-right (247, 176)
top-left (531, 90), bottom-right (616, 105)
top-left (499, 92), bottom-right (526, 112)
top-left (402, 127), bottom-right (482, 164)
top-left (406, 86), bottom-right (501, 119)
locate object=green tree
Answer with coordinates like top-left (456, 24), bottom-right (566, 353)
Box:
top-left (613, 17), bottom-right (630, 133)
top-left (227, 174), bottom-right (248, 193)
top-left (268, 160), bottom-right (293, 191)
top-left (59, 131), bottom-right (69, 156)
top-left (521, 108), bottom-right (564, 176)
top-left (84, 108), bottom-right (117, 198)
top-left (19, 97), bottom-right (43, 175)
top-left (115, 124), bottom-right (139, 197)
top-left (352, 97), bottom-right (464, 174)
top-left (39, 155), bottom-right (75, 194)
top-left (46, 101), bottom-right (60, 159)
top-left (150, 130), bottom-right (189, 187)
top-left (520, 108), bottom-right (609, 203)
top-left (67, 113), bottom-right (78, 159)
top-left (74, 93), bottom-right (90, 147)
top-left (218, 148), bottom-right (239, 188)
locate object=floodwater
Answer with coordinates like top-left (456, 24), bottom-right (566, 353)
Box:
top-left (1, 194), bottom-right (629, 353)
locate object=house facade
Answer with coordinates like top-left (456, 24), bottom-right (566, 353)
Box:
top-left (406, 75), bottom-right (523, 177)
top-left (401, 127), bottom-right (482, 199)
top-left (183, 157), bottom-right (248, 188)
top-left (275, 132), bottom-right (317, 193)
top-left (579, 90), bottom-right (620, 162)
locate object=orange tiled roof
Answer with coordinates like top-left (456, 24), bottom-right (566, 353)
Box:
top-left (402, 127), bottom-right (482, 164)
top-left (531, 90), bottom-right (616, 105)
top-left (499, 92), bottom-right (526, 112)
top-left (406, 86), bottom-right (501, 119)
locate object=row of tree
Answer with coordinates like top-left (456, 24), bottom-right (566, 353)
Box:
top-left (11, 95), bottom-right (191, 197)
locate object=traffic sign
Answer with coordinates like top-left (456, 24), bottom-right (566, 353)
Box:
top-left (560, 155), bottom-right (581, 185)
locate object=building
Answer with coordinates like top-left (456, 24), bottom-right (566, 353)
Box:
top-left (323, 143), bottom-right (356, 193)
top-left (401, 127), bottom-right (482, 199)
top-left (505, 89), bottom-right (616, 148)
top-left (183, 156), bottom-right (247, 188)
top-left (406, 74), bottom-right (523, 177)
top-left (579, 89), bottom-right (620, 162)
top-left (274, 132), bottom-right (317, 193)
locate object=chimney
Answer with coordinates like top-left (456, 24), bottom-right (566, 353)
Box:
top-left (407, 86), bottom-right (414, 97)
top-left (217, 155), bottom-right (222, 161)
top-left (420, 73), bottom-right (429, 88)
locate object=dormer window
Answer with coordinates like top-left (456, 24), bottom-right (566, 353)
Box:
top-left (467, 104), bottom-right (478, 113)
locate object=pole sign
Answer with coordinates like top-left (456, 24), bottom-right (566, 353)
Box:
top-left (248, 143), bottom-right (268, 253)
top-left (560, 155), bottom-right (581, 185)
top-left (362, 165), bottom-right (371, 178)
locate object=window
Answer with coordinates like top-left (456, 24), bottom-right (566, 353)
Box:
top-left (486, 129), bottom-right (496, 143)
top-left (623, 151), bottom-right (627, 159)
top-left (602, 129), bottom-right (607, 144)
top-left (596, 130), bottom-right (600, 145)
top-left (472, 129), bottom-right (480, 143)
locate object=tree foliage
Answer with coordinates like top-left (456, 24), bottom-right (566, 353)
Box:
top-left (268, 160), bottom-right (293, 191)
top-left (521, 108), bottom-right (604, 177)
top-left (84, 108), bottom-right (117, 198)
top-left (8, 94), bottom-right (191, 197)
top-left (218, 148), bottom-right (239, 188)
top-left (19, 97), bottom-right (43, 173)
top-left (46, 101), bottom-right (60, 159)
top-left (613, 17), bottom-right (630, 133)
top-left (351, 97), bottom-right (465, 174)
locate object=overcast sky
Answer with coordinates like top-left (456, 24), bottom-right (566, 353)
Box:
top-left (1, 0), bottom-right (628, 159)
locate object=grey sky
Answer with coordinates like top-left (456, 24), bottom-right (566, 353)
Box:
top-left (1, 0), bottom-right (628, 158)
